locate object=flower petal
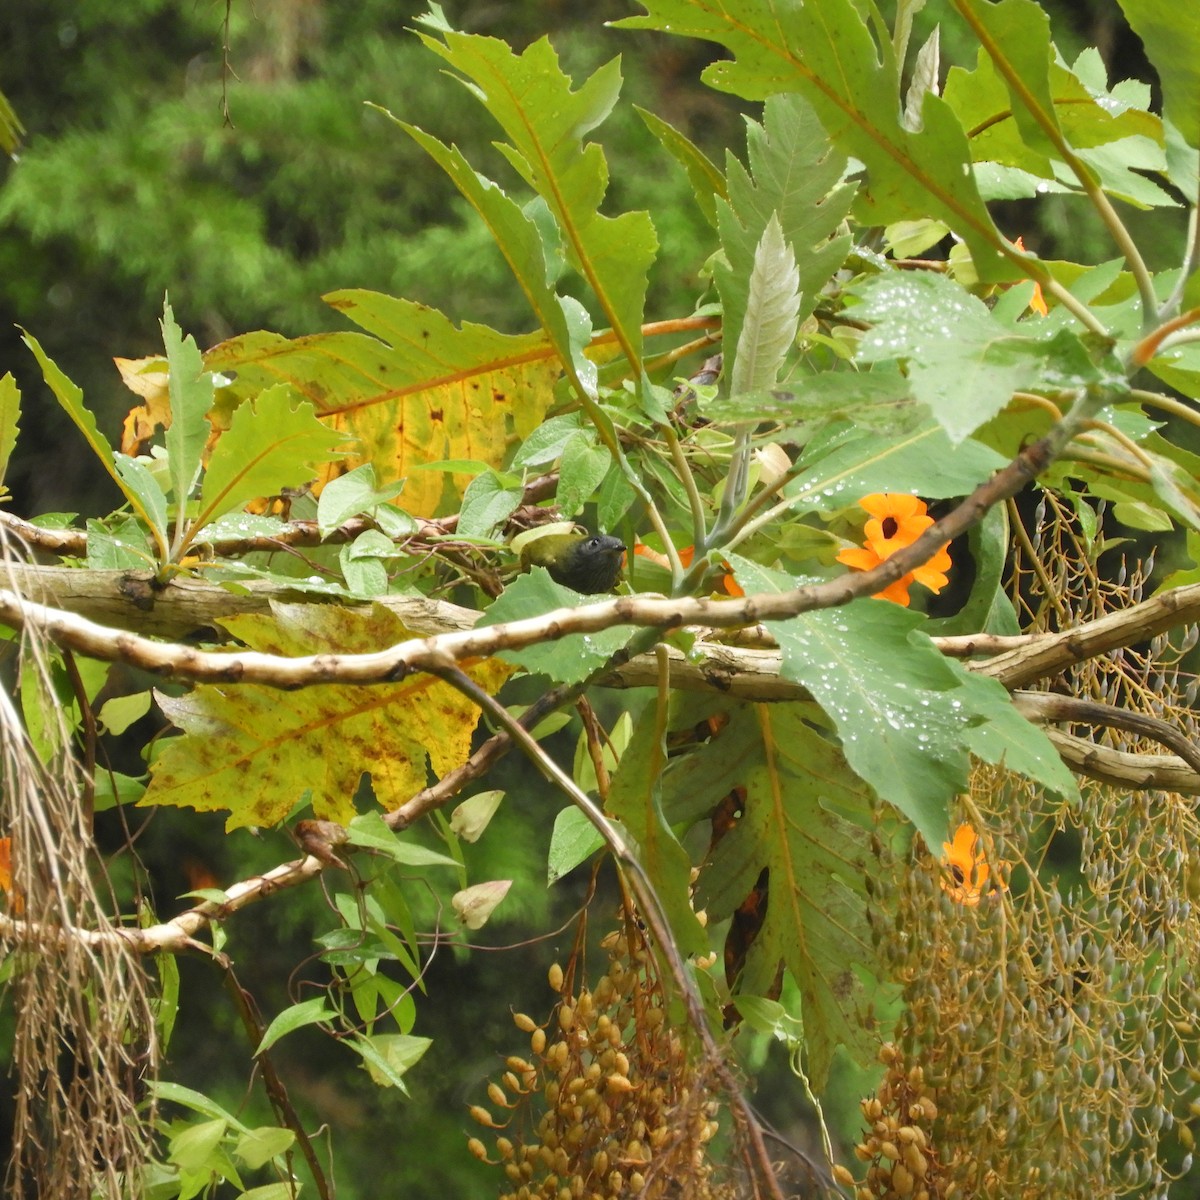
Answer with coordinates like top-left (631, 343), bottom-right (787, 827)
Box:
top-left (836, 545), bottom-right (883, 571)
top-left (873, 576), bottom-right (913, 606)
top-left (860, 493), bottom-right (923, 521)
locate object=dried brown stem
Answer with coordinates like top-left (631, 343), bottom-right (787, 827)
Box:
top-left (219, 961), bottom-right (332, 1200)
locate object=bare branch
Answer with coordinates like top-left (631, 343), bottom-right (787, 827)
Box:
top-left (1012, 691), bottom-right (1200, 776)
top-left (0, 474), bottom-right (560, 561)
top-left (975, 584), bottom-right (1200, 688)
top-left (0, 854), bottom-right (328, 954)
top-left (0, 561), bottom-right (478, 639)
top-left (1036, 729), bottom-right (1200, 795)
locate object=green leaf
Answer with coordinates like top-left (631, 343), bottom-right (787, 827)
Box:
top-left (345, 811), bottom-right (460, 868)
top-left (663, 698), bottom-right (881, 1089)
top-left (1115, 0), bottom-right (1200, 148)
top-left (93, 769), bottom-right (144, 812)
top-left (234, 1127), bottom-right (296, 1171)
top-left (950, 671), bottom-right (1080, 800)
top-left (704, 368), bottom-right (920, 442)
top-left (480, 570), bottom-right (631, 684)
top-left (414, 21), bottom-right (657, 368)
top-left (196, 385), bottom-right (344, 532)
top-left (113, 452), bottom-right (169, 547)
top-left (237, 1185), bottom-right (300, 1200)
top-left (731, 214), bottom-right (801, 396)
top-left (23, 331), bottom-right (168, 555)
top-left (596, 461), bottom-right (637, 532)
top-left (786, 420), bottom-right (1006, 515)
top-left (769, 599), bottom-right (961, 850)
top-left (634, 106), bottom-right (726, 228)
top-left (955, 0), bottom-right (1073, 162)
top-left (852, 271), bottom-right (1099, 443)
top-left (606, 705), bottom-right (706, 956)
top-left (547, 806), bottom-right (605, 883)
top-left (620, 0), bottom-right (1015, 280)
top-left (338, 551), bottom-right (386, 598)
top-left (160, 298), bottom-right (213, 519)
top-left (715, 93), bottom-right (853, 386)
top-left (255, 997), bottom-right (336, 1057)
top-left (153, 1083), bottom-right (245, 1132)
top-left (351, 1032), bottom-right (432, 1090)
top-left (316, 464), bottom-right (408, 537)
top-left (511, 414), bottom-right (585, 469)
top-left (86, 515), bottom-right (155, 570)
top-left (735, 994), bottom-right (806, 1045)
top-left (97, 690), bottom-right (153, 736)
top-left (556, 432), bottom-right (611, 517)
top-left (155, 948), bottom-right (180, 1054)
top-left (1142, 439), bottom-right (1200, 530)
top-left (944, 40), bottom-right (1163, 182)
top-left (0, 372), bottom-right (21, 486)
top-left (1147, 339), bottom-right (1200, 399)
top-left (457, 468), bottom-right (524, 539)
top-left (169, 1119), bottom-right (231, 1174)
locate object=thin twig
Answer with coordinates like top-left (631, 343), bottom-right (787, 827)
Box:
top-left (1012, 690), bottom-right (1200, 775)
top-left (218, 959), bottom-right (330, 1200)
top-left (1130, 388), bottom-right (1200, 432)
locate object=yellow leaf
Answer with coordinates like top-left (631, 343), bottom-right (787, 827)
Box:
top-left (142, 604), bottom-right (514, 830)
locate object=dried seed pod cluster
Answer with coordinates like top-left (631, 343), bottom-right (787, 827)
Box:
top-left (471, 921), bottom-right (735, 1200)
top-left (844, 1043), bottom-right (949, 1200)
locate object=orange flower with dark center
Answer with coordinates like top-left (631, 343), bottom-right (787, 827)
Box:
top-left (940, 823), bottom-right (1006, 907)
top-left (862, 493), bottom-right (933, 558)
top-left (835, 493), bottom-right (951, 607)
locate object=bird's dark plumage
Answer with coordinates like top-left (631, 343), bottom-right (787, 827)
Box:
top-left (519, 533), bottom-right (626, 593)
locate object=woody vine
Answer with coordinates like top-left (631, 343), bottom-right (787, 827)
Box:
top-left (2, 0), bottom-right (1200, 1197)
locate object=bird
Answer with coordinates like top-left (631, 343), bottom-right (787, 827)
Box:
top-left (519, 531), bottom-right (626, 594)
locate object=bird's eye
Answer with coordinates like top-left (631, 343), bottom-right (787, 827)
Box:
top-left (587, 536), bottom-right (601, 548)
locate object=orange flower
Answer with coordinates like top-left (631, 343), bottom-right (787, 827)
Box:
top-left (940, 823), bottom-right (1005, 907)
top-left (835, 494), bottom-right (951, 606)
top-left (0, 836), bottom-right (24, 915)
top-left (835, 545), bottom-right (916, 605)
top-left (634, 543), bottom-right (745, 597)
top-left (1013, 237), bottom-right (1048, 316)
top-left (861, 493), bottom-right (934, 557)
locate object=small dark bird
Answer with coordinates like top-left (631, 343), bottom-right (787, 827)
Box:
top-left (519, 532), bottom-right (626, 594)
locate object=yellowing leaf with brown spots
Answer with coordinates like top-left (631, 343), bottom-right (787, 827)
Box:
top-left (142, 603), bottom-right (513, 830)
top-left (205, 291), bottom-right (563, 517)
top-left (114, 356), bottom-right (170, 455)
